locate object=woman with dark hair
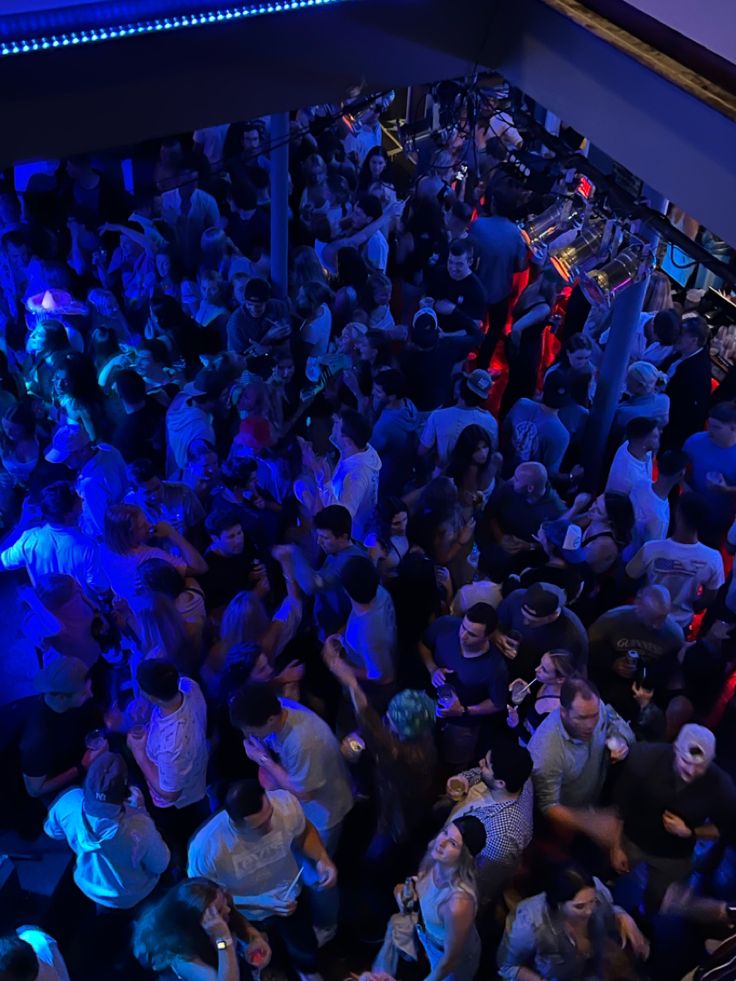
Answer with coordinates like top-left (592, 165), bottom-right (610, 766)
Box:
top-left (498, 863), bottom-right (649, 980)
top-left (358, 146), bottom-right (393, 192)
top-left (289, 246), bottom-right (328, 299)
top-left (25, 319), bottom-right (72, 403)
top-left (0, 401), bottom-right (42, 530)
top-left (0, 401), bottom-right (40, 487)
top-left (132, 877), bottom-right (270, 980)
top-left (135, 591), bottom-right (201, 678)
top-left (576, 492), bottom-right (635, 575)
top-left (446, 424), bottom-right (501, 519)
top-left (365, 497), bottom-right (411, 580)
top-left (52, 351), bottom-right (112, 441)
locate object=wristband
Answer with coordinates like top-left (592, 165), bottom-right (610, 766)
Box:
top-left (216, 936), bottom-right (233, 951)
top-left (726, 904), bottom-right (736, 927)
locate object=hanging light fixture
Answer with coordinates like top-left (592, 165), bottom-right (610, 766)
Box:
top-left (520, 196), bottom-right (587, 261)
top-left (580, 244), bottom-right (652, 307)
top-left (549, 218), bottom-right (621, 283)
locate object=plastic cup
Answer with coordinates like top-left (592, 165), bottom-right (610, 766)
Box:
top-left (509, 678), bottom-right (532, 706)
top-left (246, 945), bottom-right (268, 968)
top-left (340, 733), bottom-right (365, 762)
top-left (446, 774), bottom-right (469, 801)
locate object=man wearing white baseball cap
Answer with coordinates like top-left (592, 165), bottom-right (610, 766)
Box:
top-left (608, 724), bottom-right (736, 912)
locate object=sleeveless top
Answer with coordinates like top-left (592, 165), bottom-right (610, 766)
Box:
top-left (417, 866), bottom-right (476, 950)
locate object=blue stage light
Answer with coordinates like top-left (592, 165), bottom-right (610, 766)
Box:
top-left (0, 0), bottom-right (348, 56)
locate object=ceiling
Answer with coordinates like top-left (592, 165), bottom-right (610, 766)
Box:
top-left (0, 0), bottom-right (734, 243)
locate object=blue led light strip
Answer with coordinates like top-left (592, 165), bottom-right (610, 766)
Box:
top-left (0, 0), bottom-right (344, 56)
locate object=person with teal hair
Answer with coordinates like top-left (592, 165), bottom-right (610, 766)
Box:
top-left (386, 688), bottom-right (437, 741)
top-left (323, 639), bottom-right (438, 852)
top-left (324, 641), bottom-right (440, 935)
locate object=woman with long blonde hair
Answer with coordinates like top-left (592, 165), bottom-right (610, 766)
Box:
top-left (375, 816), bottom-right (484, 981)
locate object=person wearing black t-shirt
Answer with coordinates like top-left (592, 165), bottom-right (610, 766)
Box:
top-left (419, 602), bottom-right (507, 767)
top-left (610, 724), bottom-right (736, 912)
top-left (426, 238), bottom-right (486, 336)
top-left (21, 656), bottom-right (106, 804)
top-left (110, 368), bottom-right (167, 470)
top-left (200, 509), bottom-right (262, 617)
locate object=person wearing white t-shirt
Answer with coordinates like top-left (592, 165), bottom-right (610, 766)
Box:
top-left (188, 780), bottom-right (336, 978)
top-left (626, 492), bottom-right (724, 627)
top-left (627, 449), bottom-right (690, 558)
top-left (606, 417), bottom-right (660, 496)
top-left (301, 410), bottom-right (382, 543)
top-left (296, 283), bottom-right (333, 359)
top-left (0, 481), bottom-right (107, 593)
top-left (2, 929), bottom-right (70, 981)
top-left (229, 685), bottom-right (353, 942)
top-left (419, 370), bottom-right (498, 466)
top-left (127, 660), bottom-right (209, 858)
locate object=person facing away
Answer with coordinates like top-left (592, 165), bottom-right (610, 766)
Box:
top-left (605, 416), bottom-right (660, 496)
top-left (0, 929), bottom-right (70, 981)
top-left (625, 491), bottom-right (724, 629)
top-left (338, 554), bottom-right (398, 691)
top-left (44, 752), bottom-right (170, 909)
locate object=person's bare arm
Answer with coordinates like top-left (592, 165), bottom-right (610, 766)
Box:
top-left (99, 223), bottom-right (155, 256)
top-left (154, 522), bottom-right (208, 576)
top-left (24, 766), bottom-right (80, 799)
top-left (127, 734), bottom-right (181, 803)
top-left (424, 893), bottom-right (476, 981)
top-left (323, 200), bottom-right (404, 267)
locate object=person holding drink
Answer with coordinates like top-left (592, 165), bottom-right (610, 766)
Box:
top-left (418, 603), bottom-right (508, 767)
top-left (132, 876), bottom-right (271, 981)
top-left (507, 649), bottom-right (577, 744)
top-left (187, 779), bottom-right (335, 981)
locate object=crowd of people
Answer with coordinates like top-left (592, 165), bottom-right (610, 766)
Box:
top-left (1, 86), bottom-right (736, 981)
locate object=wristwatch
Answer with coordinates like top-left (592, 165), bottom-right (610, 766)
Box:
top-left (216, 937), bottom-right (233, 951)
